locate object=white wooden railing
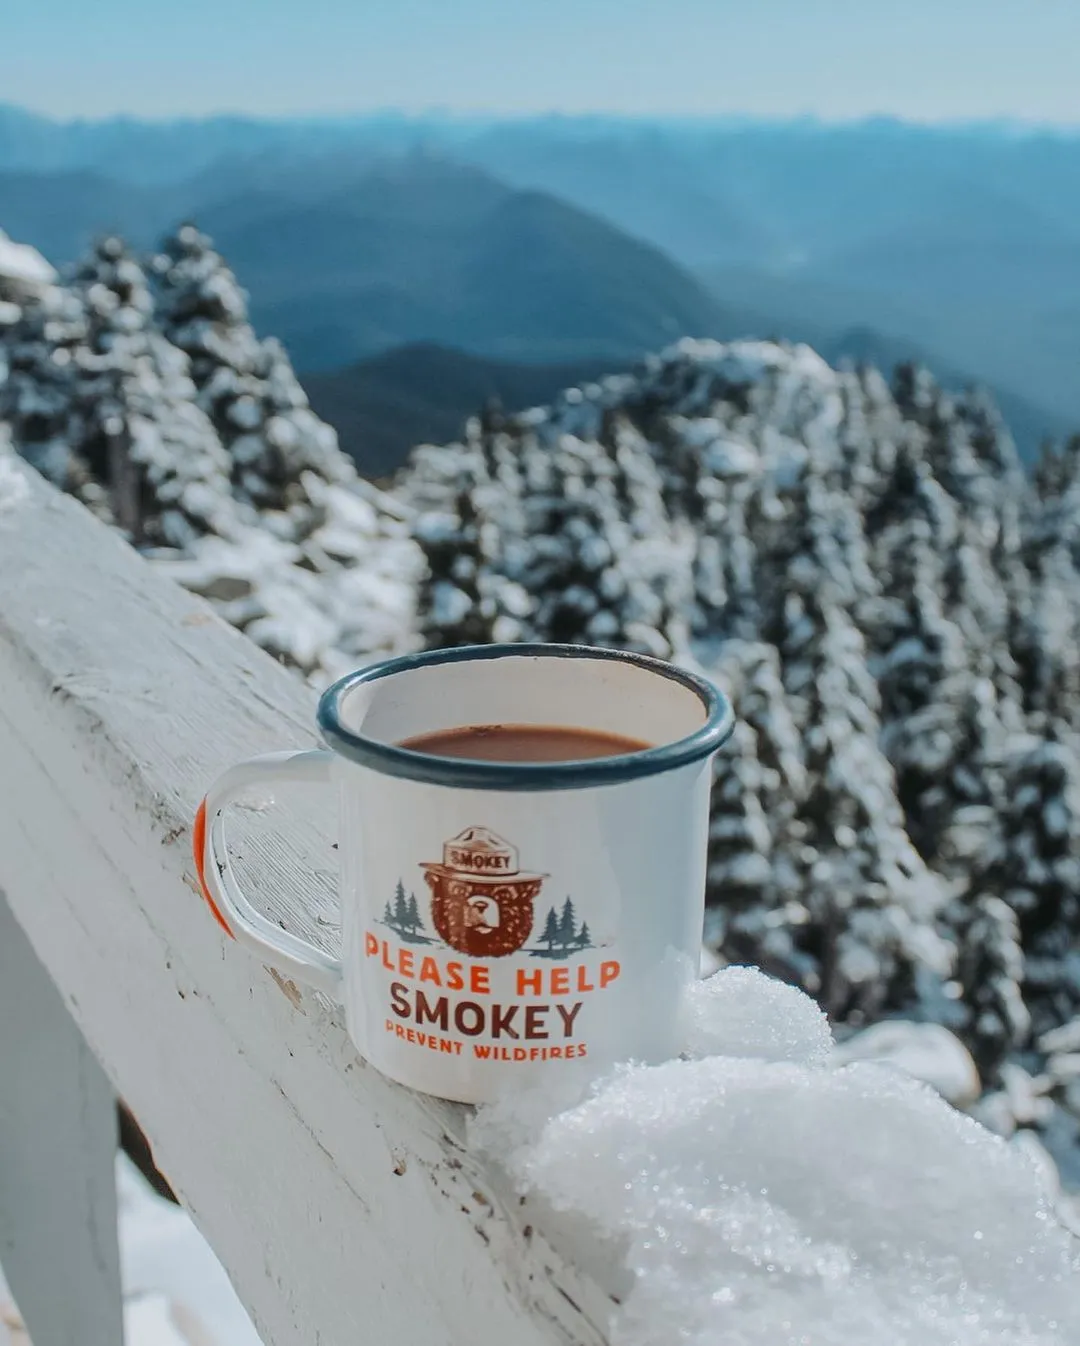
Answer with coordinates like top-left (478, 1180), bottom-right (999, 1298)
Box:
top-left (0, 460), bottom-right (612, 1346)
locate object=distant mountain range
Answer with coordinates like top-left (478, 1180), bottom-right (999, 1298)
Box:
top-left (0, 154), bottom-right (747, 372)
top-left (200, 158), bottom-right (744, 371)
top-left (301, 343), bottom-right (622, 478)
top-left (1, 106), bottom-right (1078, 454)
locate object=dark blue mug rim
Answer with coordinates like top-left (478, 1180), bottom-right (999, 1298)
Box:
top-left (316, 643), bottom-right (734, 792)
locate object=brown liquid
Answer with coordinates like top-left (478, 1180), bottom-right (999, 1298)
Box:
top-left (398, 723), bottom-right (652, 763)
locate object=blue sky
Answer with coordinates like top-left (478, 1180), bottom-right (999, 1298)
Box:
top-left (5, 0), bottom-right (1079, 122)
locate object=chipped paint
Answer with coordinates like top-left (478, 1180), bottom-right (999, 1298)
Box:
top-left (267, 968), bottom-right (304, 1010)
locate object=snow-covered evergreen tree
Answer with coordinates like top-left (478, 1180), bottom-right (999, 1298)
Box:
top-left (2, 236), bottom-right (239, 548)
top-left (872, 553), bottom-right (973, 861)
top-left (790, 598), bottom-right (951, 1022)
top-left (1014, 445), bottom-right (1080, 738)
top-left (0, 284), bottom-right (103, 512)
top-left (953, 893), bottom-right (1029, 1081)
top-left (976, 741), bottom-right (1080, 1040)
top-left (758, 472), bottom-right (951, 1021)
top-left (153, 224), bottom-right (351, 521)
top-left (409, 413), bottom-right (695, 658)
top-left (415, 488), bottom-right (503, 649)
top-left (706, 719), bottom-right (773, 925)
top-left (515, 470), bottom-right (633, 646)
top-left (704, 641), bottom-right (811, 987)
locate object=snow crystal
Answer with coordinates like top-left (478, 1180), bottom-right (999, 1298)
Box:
top-left (682, 966), bottom-right (833, 1066)
top-left (1011, 1129), bottom-right (1063, 1202)
top-left (475, 970), bottom-right (1080, 1346)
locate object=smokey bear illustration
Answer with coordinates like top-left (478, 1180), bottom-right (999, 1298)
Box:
top-left (421, 827), bottom-right (546, 957)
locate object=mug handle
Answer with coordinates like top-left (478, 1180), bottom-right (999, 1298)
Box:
top-left (193, 749), bottom-right (344, 999)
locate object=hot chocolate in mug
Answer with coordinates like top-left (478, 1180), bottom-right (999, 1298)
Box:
top-left (194, 643), bottom-right (733, 1104)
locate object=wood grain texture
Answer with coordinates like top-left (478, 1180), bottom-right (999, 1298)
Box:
top-left (0, 461), bottom-right (612, 1346)
top-left (0, 891), bottom-right (124, 1346)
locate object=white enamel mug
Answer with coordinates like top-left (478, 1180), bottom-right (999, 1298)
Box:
top-left (195, 644), bottom-right (733, 1104)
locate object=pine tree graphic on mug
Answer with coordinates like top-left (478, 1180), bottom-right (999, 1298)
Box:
top-left (380, 881), bottom-right (433, 944)
top-left (534, 898), bottom-right (594, 958)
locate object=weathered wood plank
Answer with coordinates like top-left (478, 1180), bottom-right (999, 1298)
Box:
top-left (0, 460), bottom-right (611, 1346)
top-left (0, 890), bottom-right (124, 1346)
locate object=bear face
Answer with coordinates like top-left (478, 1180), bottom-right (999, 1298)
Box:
top-left (425, 874), bottom-right (543, 957)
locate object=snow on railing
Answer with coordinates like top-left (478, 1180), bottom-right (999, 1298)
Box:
top-left (1, 459), bottom-right (1078, 1346)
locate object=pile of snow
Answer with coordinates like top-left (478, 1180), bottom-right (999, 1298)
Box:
top-left (682, 963), bottom-right (833, 1066)
top-left (474, 967), bottom-right (1080, 1346)
top-left (834, 1019), bottom-right (981, 1107)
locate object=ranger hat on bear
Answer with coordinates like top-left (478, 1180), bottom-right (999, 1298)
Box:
top-left (421, 827), bottom-right (546, 887)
